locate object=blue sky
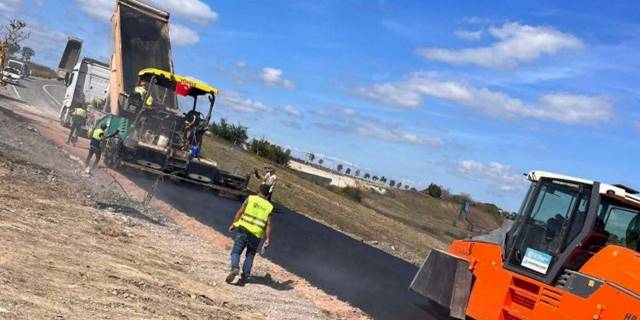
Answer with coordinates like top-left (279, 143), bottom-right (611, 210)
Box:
top-left (3, 0), bottom-right (640, 210)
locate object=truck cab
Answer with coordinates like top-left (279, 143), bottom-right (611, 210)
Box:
top-left (2, 60), bottom-right (24, 84)
top-left (411, 171), bottom-right (640, 320)
top-left (58, 58), bottom-right (110, 135)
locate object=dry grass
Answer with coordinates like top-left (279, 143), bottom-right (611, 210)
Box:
top-left (201, 137), bottom-right (500, 264)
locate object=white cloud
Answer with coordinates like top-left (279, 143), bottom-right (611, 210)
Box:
top-left (20, 19), bottom-right (67, 65)
top-left (281, 105), bottom-right (301, 117)
top-left (535, 94), bottom-right (612, 125)
top-left (74, 0), bottom-right (217, 26)
top-left (356, 72), bottom-right (613, 125)
top-left (458, 160), bottom-right (527, 193)
top-left (454, 29), bottom-right (482, 41)
top-left (316, 122), bottom-right (442, 147)
top-left (417, 22), bottom-right (583, 69)
top-left (260, 67), bottom-right (295, 89)
top-left (236, 61), bottom-right (247, 68)
top-left (170, 24), bottom-right (199, 46)
top-left (343, 108), bottom-right (357, 116)
top-left (217, 91), bottom-right (273, 113)
top-left (0, 0), bottom-right (22, 12)
top-left (463, 16), bottom-right (489, 24)
top-left (354, 126), bottom-right (442, 146)
top-left (75, 0), bottom-right (112, 22)
top-left (144, 0), bottom-right (218, 25)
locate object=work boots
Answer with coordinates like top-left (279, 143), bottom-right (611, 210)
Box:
top-left (225, 269), bottom-right (240, 285)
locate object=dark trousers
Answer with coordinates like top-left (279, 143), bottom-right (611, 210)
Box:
top-left (85, 139), bottom-right (102, 168)
top-left (67, 122), bottom-right (81, 144)
top-left (67, 117), bottom-right (85, 144)
top-left (230, 227), bottom-right (261, 279)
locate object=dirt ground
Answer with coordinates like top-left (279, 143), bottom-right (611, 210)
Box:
top-left (0, 97), bottom-right (368, 318)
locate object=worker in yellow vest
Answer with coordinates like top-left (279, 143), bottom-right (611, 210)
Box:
top-left (132, 79), bottom-right (154, 109)
top-left (84, 123), bottom-right (118, 175)
top-left (226, 184), bottom-right (274, 285)
top-left (66, 104), bottom-right (87, 146)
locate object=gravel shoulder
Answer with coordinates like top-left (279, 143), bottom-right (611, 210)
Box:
top-left (0, 95), bottom-right (367, 319)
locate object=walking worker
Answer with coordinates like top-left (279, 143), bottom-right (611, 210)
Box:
top-left (66, 103), bottom-right (87, 146)
top-left (84, 123), bottom-right (118, 175)
top-left (254, 166), bottom-right (277, 201)
top-left (226, 184), bottom-right (274, 286)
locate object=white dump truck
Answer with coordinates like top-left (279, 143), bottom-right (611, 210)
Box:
top-left (57, 37), bottom-right (82, 80)
top-left (58, 57), bottom-right (110, 137)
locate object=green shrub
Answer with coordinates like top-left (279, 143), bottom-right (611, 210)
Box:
top-left (327, 185), bottom-right (363, 202)
top-left (248, 138), bottom-right (291, 166)
top-left (209, 118), bottom-right (248, 145)
top-left (423, 183), bottom-right (443, 198)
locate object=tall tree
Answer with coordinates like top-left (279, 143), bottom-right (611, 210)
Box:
top-left (308, 153), bottom-right (316, 163)
top-left (355, 169), bottom-right (360, 177)
top-left (389, 180), bottom-right (396, 187)
top-left (424, 183), bottom-right (443, 198)
top-left (372, 176), bottom-right (379, 182)
top-left (20, 46), bottom-right (34, 61)
top-left (364, 173), bottom-right (371, 179)
top-left (397, 182), bottom-right (403, 189)
top-left (2, 20), bottom-right (30, 57)
top-left (345, 168), bottom-right (351, 175)
top-left (337, 164), bottom-right (343, 173)
top-left (318, 158), bottom-right (324, 165)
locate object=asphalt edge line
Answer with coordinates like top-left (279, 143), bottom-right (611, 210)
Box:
top-left (10, 84), bottom-right (21, 100)
top-left (42, 84), bottom-right (62, 106)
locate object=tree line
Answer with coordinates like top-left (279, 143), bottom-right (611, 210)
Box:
top-left (306, 152), bottom-right (416, 190)
top-left (2, 19), bottom-right (35, 62)
top-left (209, 118), bottom-right (291, 166)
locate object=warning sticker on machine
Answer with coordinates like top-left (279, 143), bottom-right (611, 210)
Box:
top-left (521, 248), bottom-right (552, 274)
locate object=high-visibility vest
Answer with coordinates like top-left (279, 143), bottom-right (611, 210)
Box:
top-left (72, 107), bottom-right (87, 118)
top-left (92, 127), bottom-right (104, 141)
top-left (144, 95), bottom-right (154, 108)
top-left (134, 86), bottom-right (146, 96)
top-left (234, 195), bottom-right (273, 238)
top-left (134, 86), bottom-right (154, 108)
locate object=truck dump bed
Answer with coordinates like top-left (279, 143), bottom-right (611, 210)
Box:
top-left (109, 0), bottom-right (176, 115)
top-left (57, 37), bottom-right (82, 79)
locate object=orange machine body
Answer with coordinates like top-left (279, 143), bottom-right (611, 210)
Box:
top-left (448, 240), bottom-right (640, 320)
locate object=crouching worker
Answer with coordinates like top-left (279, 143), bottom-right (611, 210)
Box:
top-left (84, 123), bottom-right (118, 175)
top-left (226, 184), bottom-right (274, 286)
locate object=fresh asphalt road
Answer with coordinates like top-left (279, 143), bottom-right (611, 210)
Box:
top-left (6, 77), bottom-right (444, 320)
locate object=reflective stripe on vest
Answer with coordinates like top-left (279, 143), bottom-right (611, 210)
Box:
top-left (92, 128), bottom-right (104, 141)
top-left (144, 95), bottom-right (154, 108)
top-left (234, 195), bottom-right (273, 238)
top-left (134, 86), bottom-right (146, 96)
top-left (73, 107), bottom-right (87, 118)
